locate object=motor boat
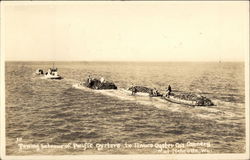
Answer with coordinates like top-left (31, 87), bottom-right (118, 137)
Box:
top-left (44, 68), bottom-right (62, 80)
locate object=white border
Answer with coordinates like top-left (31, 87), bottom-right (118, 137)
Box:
top-left (1, 1), bottom-right (6, 159)
top-left (0, 1), bottom-right (249, 160)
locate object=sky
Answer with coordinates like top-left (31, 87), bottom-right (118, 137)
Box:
top-left (2, 1), bottom-right (249, 61)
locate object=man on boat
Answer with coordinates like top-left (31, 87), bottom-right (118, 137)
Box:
top-left (166, 85), bottom-right (172, 97)
top-left (100, 77), bottom-right (105, 83)
top-left (86, 75), bottom-right (92, 87)
top-left (87, 75), bottom-right (92, 83)
top-left (131, 83), bottom-right (136, 95)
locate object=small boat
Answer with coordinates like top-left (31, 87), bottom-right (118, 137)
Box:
top-left (128, 86), bottom-right (214, 106)
top-left (128, 85), bottom-right (162, 97)
top-left (163, 93), bottom-right (214, 106)
top-left (164, 96), bottom-right (197, 106)
top-left (44, 64), bottom-right (62, 80)
top-left (83, 77), bottom-right (117, 90)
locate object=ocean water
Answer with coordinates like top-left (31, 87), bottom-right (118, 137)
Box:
top-left (5, 61), bottom-right (245, 155)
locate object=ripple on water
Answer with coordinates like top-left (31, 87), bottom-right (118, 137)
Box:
top-left (5, 62), bottom-right (245, 155)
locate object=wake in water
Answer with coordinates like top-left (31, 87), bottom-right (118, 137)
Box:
top-left (31, 74), bottom-right (244, 125)
top-left (68, 80), bottom-right (243, 124)
top-left (32, 76), bottom-right (244, 124)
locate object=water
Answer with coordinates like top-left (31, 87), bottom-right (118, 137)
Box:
top-left (5, 61), bottom-right (245, 155)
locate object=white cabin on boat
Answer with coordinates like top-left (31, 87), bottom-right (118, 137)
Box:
top-left (44, 68), bottom-right (62, 79)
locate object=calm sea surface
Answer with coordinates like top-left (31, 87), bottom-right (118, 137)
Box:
top-left (5, 61), bottom-right (245, 155)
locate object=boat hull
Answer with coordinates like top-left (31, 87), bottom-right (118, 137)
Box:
top-left (164, 96), bottom-right (197, 106)
top-left (44, 75), bottom-right (63, 80)
top-left (122, 89), bottom-right (150, 96)
top-left (125, 89), bottom-right (213, 106)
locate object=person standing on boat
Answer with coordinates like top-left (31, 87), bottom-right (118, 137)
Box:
top-left (100, 77), bottom-right (105, 83)
top-left (166, 85), bottom-right (172, 97)
top-left (87, 75), bottom-right (92, 83)
top-left (131, 83), bottom-right (136, 95)
top-left (86, 75), bottom-right (92, 87)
